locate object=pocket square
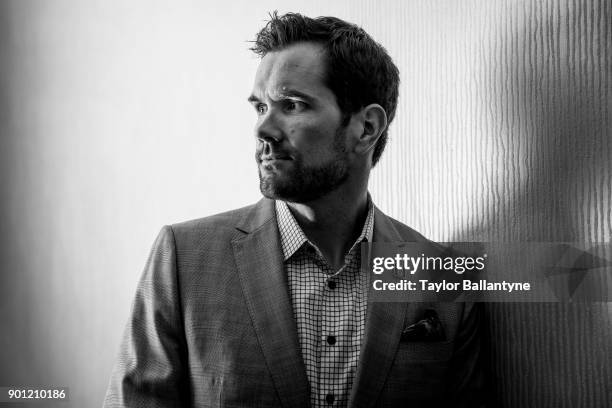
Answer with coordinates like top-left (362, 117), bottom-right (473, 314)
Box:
top-left (401, 309), bottom-right (446, 342)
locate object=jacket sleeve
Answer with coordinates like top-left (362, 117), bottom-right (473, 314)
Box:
top-left (447, 301), bottom-right (487, 408)
top-left (103, 226), bottom-right (190, 408)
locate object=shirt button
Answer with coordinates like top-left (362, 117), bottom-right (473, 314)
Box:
top-left (327, 280), bottom-right (336, 289)
top-left (327, 335), bottom-right (336, 345)
top-left (325, 393), bottom-right (335, 405)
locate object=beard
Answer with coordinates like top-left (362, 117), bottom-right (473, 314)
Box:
top-left (257, 125), bottom-right (349, 203)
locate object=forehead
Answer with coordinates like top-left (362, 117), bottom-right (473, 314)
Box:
top-left (252, 42), bottom-right (333, 100)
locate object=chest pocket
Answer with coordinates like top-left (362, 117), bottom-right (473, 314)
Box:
top-left (396, 339), bottom-right (454, 362)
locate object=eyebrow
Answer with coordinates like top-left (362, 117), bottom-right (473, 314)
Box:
top-left (247, 89), bottom-right (315, 104)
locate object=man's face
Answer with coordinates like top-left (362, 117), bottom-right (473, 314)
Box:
top-left (249, 42), bottom-right (350, 203)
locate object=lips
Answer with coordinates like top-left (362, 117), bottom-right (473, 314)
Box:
top-left (259, 155), bottom-right (292, 172)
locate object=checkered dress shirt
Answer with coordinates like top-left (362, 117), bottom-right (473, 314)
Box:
top-left (275, 200), bottom-right (374, 407)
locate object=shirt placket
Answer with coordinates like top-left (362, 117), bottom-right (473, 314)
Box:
top-left (319, 257), bottom-right (343, 407)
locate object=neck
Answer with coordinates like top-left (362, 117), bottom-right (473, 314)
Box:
top-left (285, 181), bottom-right (369, 271)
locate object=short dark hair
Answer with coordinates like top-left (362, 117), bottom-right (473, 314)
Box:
top-left (251, 12), bottom-right (400, 167)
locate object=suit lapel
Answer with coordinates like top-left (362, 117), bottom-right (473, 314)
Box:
top-left (231, 199), bottom-right (310, 408)
top-left (349, 207), bottom-right (411, 407)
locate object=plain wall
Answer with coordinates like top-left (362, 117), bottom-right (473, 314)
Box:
top-left (1, 1), bottom-right (610, 407)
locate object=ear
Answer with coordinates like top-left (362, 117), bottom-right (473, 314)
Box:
top-left (353, 104), bottom-right (388, 156)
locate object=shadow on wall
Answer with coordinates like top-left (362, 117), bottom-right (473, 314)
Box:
top-left (0, 0), bottom-right (19, 385)
top-left (452, 2), bottom-right (612, 407)
top-left (0, 1), bottom-right (66, 392)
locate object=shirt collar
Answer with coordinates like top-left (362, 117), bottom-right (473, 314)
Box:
top-left (275, 196), bottom-right (375, 261)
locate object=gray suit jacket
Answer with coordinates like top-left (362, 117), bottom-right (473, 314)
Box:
top-left (104, 198), bottom-right (484, 407)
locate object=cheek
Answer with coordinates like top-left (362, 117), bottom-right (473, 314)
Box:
top-left (287, 123), bottom-right (338, 156)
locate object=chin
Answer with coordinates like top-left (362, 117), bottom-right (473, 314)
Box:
top-left (258, 171), bottom-right (287, 198)
top-left (259, 180), bottom-right (290, 200)
top-left (259, 182), bottom-right (327, 203)
top-left (257, 164), bottom-right (346, 202)
top-left (259, 178), bottom-right (300, 201)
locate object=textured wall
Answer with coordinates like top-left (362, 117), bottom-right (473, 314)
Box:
top-left (368, 1), bottom-right (612, 407)
top-left (0, 1), bottom-right (610, 407)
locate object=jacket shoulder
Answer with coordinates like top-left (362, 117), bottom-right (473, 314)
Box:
top-left (168, 202), bottom-right (259, 243)
top-left (384, 213), bottom-right (429, 242)
top-left (383, 214), bottom-right (457, 256)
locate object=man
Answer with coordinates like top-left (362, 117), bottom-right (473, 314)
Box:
top-left (104, 12), bottom-right (484, 408)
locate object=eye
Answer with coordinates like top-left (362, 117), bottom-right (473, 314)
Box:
top-left (285, 100), bottom-right (307, 113)
top-left (255, 104), bottom-right (268, 115)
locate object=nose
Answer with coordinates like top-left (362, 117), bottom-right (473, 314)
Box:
top-left (255, 109), bottom-right (283, 145)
